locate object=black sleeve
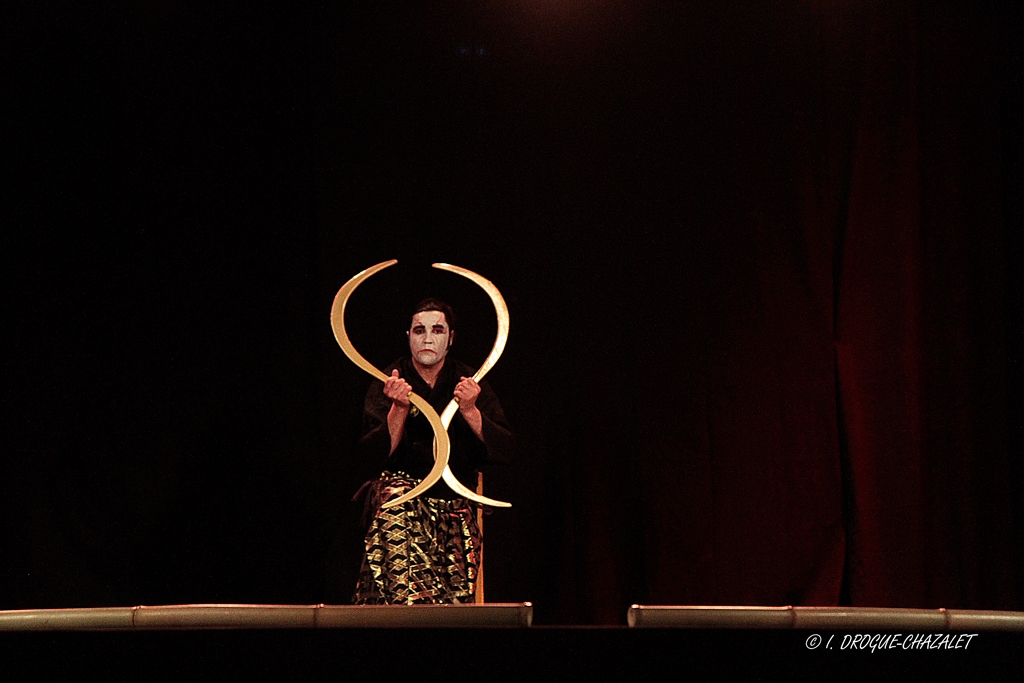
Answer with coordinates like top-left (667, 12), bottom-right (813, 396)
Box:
top-left (357, 376), bottom-right (392, 479)
top-left (475, 378), bottom-right (515, 465)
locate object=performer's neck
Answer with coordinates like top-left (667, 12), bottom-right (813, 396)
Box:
top-left (412, 357), bottom-right (445, 388)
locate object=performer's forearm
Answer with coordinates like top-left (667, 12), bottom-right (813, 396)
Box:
top-left (460, 405), bottom-right (485, 442)
top-left (387, 403), bottom-right (409, 454)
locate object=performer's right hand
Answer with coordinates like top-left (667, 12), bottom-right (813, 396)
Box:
top-left (383, 369), bottom-right (412, 407)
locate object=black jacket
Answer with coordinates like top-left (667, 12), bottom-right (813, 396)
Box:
top-left (359, 357), bottom-right (514, 499)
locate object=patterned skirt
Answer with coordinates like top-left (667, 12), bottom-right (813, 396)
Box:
top-left (353, 472), bottom-right (481, 604)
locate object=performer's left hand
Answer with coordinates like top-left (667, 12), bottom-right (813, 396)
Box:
top-left (454, 376), bottom-right (481, 411)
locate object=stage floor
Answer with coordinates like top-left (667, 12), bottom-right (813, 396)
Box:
top-left (3, 624), bottom-right (1022, 680)
top-left (2, 603), bottom-right (1022, 678)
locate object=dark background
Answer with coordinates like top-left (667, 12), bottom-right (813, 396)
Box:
top-left (5, 0), bottom-right (1022, 625)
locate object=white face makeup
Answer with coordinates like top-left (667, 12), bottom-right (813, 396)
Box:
top-left (408, 310), bottom-right (452, 367)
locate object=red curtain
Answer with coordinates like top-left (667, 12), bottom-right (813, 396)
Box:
top-left (542, 1), bottom-right (1018, 621)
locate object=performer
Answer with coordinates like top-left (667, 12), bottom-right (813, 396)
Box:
top-left (353, 298), bottom-right (514, 604)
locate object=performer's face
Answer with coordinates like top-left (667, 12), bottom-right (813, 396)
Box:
top-left (408, 310), bottom-right (451, 366)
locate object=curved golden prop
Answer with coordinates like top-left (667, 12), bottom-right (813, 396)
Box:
top-left (330, 260), bottom-right (451, 509)
top-left (432, 263), bottom-right (511, 508)
top-left (330, 260), bottom-right (512, 509)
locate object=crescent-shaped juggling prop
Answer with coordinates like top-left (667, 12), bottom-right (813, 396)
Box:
top-left (330, 260), bottom-right (451, 509)
top-left (432, 263), bottom-right (511, 508)
top-left (330, 260), bottom-right (512, 509)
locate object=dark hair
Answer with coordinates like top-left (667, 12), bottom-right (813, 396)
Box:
top-left (411, 298), bottom-right (457, 331)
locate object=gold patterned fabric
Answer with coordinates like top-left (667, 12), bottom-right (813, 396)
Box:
top-left (353, 473), bottom-right (481, 604)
